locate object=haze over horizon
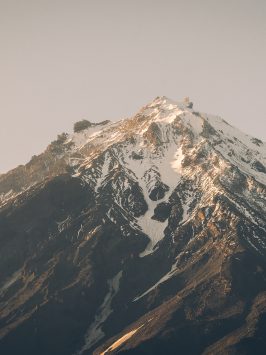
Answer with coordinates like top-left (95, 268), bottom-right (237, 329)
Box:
top-left (1, 0), bottom-right (265, 174)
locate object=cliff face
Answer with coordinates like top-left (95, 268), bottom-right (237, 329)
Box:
top-left (0, 97), bottom-right (266, 355)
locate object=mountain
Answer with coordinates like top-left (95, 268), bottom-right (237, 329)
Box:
top-left (0, 96), bottom-right (266, 355)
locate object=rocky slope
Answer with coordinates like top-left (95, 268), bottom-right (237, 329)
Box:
top-left (0, 97), bottom-right (266, 355)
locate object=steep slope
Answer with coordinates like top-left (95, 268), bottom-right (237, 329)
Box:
top-left (0, 97), bottom-right (266, 355)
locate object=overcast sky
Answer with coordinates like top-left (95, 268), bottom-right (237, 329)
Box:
top-left (0, 0), bottom-right (265, 174)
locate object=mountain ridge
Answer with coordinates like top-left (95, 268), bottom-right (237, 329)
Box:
top-left (1, 96), bottom-right (266, 202)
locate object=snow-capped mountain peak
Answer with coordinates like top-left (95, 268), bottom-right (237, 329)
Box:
top-left (1, 97), bottom-right (266, 355)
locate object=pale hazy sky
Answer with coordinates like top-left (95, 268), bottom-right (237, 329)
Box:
top-left (0, 0), bottom-right (265, 174)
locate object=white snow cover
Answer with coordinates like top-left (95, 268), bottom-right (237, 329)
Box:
top-left (134, 262), bottom-right (178, 301)
top-left (203, 113), bottom-right (266, 185)
top-left (68, 96), bottom-right (265, 188)
top-left (64, 96), bottom-right (266, 259)
top-left (70, 126), bottom-right (105, 148)
top-left (77, 271), bottom-right (122, 354)
top-left (124, 140), bottom-right (184, 256)
top-left (0, 268), bottom-right (23, 293)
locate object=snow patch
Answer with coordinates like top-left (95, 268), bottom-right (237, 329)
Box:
top-left (134, 263), bottom-right (178, 301)
top-left (0, 268), bottom-right (23, 293)
top-left (77, 271), bottom-right (122, 354)
top-left (123, 140), bottom-right (184, 257)
top-left (171, 146), bottom-right (184, 173)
